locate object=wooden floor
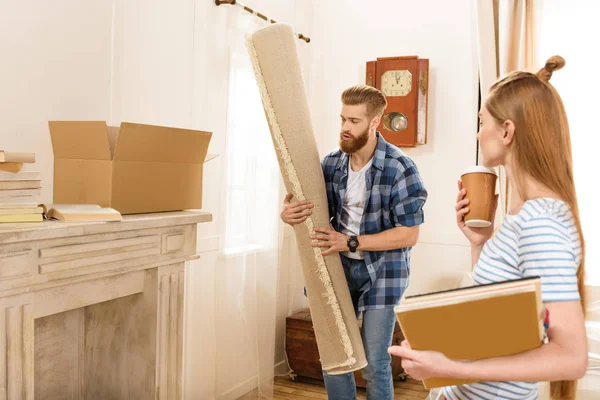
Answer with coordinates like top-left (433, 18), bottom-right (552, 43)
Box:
top-left (238, 376), bottom-right (429, 400)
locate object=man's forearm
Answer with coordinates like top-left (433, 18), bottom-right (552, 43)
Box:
top-left (358, 226), bottom-right (419, 251)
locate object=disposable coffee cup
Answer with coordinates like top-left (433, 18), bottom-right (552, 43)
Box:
top-left (461, 166), bottom-right (498, 228)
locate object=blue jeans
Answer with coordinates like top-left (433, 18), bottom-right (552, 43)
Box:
top-left (322, 256), bottom-right (396, 400)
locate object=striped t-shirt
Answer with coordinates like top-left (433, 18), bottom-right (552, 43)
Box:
top-left (443, 197), bottom-right (582, 400)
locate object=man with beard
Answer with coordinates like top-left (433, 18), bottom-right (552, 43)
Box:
top-left (280, 85), bottom-right (428, 399)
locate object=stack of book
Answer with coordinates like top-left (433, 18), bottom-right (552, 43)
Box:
top-left (0, 150), bottom-right (43, 223)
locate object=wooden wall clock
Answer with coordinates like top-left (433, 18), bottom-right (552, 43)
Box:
top-left (366, 56), bottom-right (429, 148)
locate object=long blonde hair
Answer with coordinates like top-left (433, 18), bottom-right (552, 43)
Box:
top-left (486, 56), bottom-right (586, 400)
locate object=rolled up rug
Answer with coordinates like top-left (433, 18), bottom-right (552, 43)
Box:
top-left (245, 23), bottom-right (367, 374)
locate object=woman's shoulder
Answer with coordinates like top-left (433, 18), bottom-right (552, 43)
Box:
top-left (511, 198), bottom-right (579, 257)
top-left (511, 197), bottom-right (573, 229)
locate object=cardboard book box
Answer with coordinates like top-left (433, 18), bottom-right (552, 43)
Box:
top-left (48, 121), bottom-right (216, 215)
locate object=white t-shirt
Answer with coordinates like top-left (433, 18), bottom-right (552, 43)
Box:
top-left (339, 158), bottom-right (372, 260)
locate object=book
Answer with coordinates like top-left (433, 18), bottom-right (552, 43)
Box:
top-left (0, 207), bottom-right (43, 215)
top-left (41, 204), bottom-right (122, 222)
top-left (0, 203), bottom-right (40, 209)
top-left (0, 180), bottom-right (41, 190)
top-left (0, 197), bottom-right (41, 205)
top-left (0, 188), bottom-right (41, 198)
top-left (394, 276), bottom-right (544, 389)
top-left (0, 151), bottom-right (35, 163)
top-left (0, 214), bottom-right (43, 223)
top-left (0, 171), bottom-right (40, 180)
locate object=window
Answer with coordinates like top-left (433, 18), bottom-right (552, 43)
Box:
top-left (538, 1), bottom-right (600, 284)
top-left (223, 52), bottom-right (280, 253)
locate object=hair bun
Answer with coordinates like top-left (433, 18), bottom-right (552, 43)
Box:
top-left (537, 55), bottom-right (566, 81)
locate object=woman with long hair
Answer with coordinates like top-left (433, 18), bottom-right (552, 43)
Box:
top-left (389, 56), bottom-right (588, 400)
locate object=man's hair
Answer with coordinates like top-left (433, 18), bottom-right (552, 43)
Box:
top-left (341, 85), bottom-right (387, 119)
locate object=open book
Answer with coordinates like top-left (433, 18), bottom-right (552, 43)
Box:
top-left (41, 204), bottom-right (122, 222)
top-left (394, 276), bottom-right (544, 389)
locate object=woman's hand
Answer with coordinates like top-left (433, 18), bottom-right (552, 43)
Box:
top-left (388, 340), bottom-right (457, 381)
top-left (456, 180), bottom-right (498, 247)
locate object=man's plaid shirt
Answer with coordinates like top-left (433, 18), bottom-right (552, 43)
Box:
top-left (322, 132), bottom-right (428, 311)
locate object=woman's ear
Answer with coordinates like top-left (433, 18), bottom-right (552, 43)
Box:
top-left (503, 120), bottom-right (515, 145)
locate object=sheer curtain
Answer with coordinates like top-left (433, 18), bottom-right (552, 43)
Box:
top-left (477, 0), bottom-right (599, 286)
top-left (213, 10), bottom-right (285, 400)
top-left (536, 4), bottom-right (600, 396)
top-left (536, 0), bottom-right (600, 287)
top-left (475, 0), bottom-right (538, 222)
top-left (190, 2), bottom-right (311, 398)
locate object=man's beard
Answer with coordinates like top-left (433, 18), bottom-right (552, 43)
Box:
top-left (339, 127), bottom-right (369, 154)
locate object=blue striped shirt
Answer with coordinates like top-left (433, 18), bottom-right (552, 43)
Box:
top-left (443, 198), bottom-right (582, 400)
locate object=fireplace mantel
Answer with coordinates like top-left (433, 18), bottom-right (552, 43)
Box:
top-left (0, 211), bottom-right (211, 399)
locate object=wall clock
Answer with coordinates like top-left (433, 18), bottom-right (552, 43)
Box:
top-left (366, 56), bottom-right (429, 147)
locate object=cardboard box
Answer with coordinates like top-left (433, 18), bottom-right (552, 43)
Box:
top-left (48, 121), bottom-right (215, 214)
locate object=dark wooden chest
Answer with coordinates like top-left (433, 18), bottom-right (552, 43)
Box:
top-left (285, 309), bottom-right (407, 387)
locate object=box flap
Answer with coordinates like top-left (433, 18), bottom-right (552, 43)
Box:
top-left (113, 122), bottom-right (211, 163)
top-left (48, 121), bottom-right (112, 160)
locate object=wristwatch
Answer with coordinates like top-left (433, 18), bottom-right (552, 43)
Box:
top-left (347, 235), bottom-right (359, 253)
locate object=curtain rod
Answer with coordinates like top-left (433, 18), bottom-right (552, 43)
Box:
top-left (215, 0), bottom-right (311, 43)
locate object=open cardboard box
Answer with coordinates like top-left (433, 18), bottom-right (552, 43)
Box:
top-left (48, 121), bottom-right (216, 215)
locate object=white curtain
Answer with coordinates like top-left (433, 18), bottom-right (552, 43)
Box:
top-left (475, 0), bottom-right (537, 222)
top-left (212, 13), bottom-right (282, 399)
top-left (185, 2), bottom-right (312, 398)
top-left (536, 3), bottom-right (600, 397)
top-left (535, 0), bottom-right (600, 287)
top-left (207, 4), bottom-right (309, 399)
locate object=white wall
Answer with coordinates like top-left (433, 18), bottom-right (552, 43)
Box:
top-left (0, 0), bottom-right (114, 202)
top-left (308, 0), bottom-right (480, 295)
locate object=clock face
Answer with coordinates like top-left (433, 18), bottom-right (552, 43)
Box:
top-left (381, 70), bottom-right (412, 96)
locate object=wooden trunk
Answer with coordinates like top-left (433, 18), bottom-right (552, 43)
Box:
top-left (285, 309), bottom-right (406, 387)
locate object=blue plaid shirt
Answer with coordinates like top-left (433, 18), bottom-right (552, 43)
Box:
top-left (322, 132), bottom-right (427, 311)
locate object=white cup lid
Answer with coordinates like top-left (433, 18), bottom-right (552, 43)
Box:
top-left (461, 165), bottom-right (497, 176)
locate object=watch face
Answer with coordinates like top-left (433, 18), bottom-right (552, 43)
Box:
top-left (381, 70), bottom-right (412, 96)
